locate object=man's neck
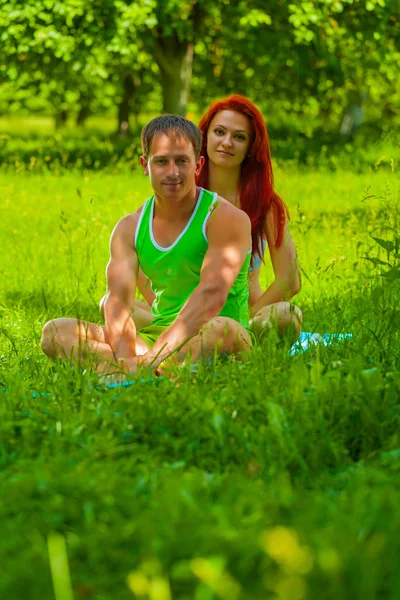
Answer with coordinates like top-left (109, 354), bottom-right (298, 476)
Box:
top-left (153, 185), bottom-right (200, 220)
top-left (208, 164), bottom-right (241, 206)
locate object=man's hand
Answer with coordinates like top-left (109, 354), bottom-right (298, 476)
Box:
top-left (118, 353), bottom-right (157, 377)
top-left (98, 354), bottom-right (151, 386)
top-left (113, 337), bottom-right (136, 361)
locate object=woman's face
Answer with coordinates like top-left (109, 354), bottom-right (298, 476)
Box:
top-left (207, 110), bottom-right (252, 168)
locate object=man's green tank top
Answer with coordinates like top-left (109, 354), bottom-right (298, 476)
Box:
top-left (135, 188), bottom-right (251, 328)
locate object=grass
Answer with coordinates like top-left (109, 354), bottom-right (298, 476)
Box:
top-left (0, 132), bottom-right (400, 599)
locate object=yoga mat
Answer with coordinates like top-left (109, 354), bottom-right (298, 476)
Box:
top-left (289, 331), bottom-right (352, 356)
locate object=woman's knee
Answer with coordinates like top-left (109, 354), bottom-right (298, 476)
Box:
top-left (291, 305), bottom-right (303, 335)
top-left (280, 304), bottom-right (302, 338)
top-left (252, 302), bottom-right (302, 339)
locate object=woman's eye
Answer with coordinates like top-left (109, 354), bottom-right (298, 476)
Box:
top-left (235, 135), bottom-right (246, 141)
top-left (214, 128), bottom-right (224, 135)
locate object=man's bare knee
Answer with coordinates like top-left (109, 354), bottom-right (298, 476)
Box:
top-left (41, 318), bottom-right (75, 359)
top-left (99, 293), bottom-right (108, 320)
top-left (41, 320), bottom-right (59, 359)
top-left (202, 317), bottom-right (251, 353)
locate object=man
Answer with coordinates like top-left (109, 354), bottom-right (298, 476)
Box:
top-left (41, 115), bottom-right (252, 376)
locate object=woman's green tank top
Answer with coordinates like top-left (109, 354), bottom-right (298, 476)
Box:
top-left (135, 188), bottom-right (250, 328)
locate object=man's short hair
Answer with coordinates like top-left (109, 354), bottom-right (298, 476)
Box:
top-left (141, 114), bottom-right (202, 160)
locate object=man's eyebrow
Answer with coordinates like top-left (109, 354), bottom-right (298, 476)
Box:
top-left (152, 154), bottom-right (192, 159)
top-left (213, 124), bottom-right (250, 134)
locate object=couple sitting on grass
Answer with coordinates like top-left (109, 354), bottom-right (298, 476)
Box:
top-left (41, 95), bottom-right (302, 378)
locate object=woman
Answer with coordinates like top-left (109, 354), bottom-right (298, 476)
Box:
top-left (196, 94), bottom-right (302, 340)
top-left (101, 95), bottom-right (302, 340)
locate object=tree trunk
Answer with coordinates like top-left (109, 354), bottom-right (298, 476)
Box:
top-left (76, 103), bottom-right (90, 126)
top-left (117, 74), bottom-right (136, 135)
top-left (154, 36), bottom-right (194, 116)
top-left (55, 109), bottom-right (68, 129)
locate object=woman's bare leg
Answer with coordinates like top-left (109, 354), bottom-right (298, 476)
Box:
top-left (250, 302), bottom-right (302, 343)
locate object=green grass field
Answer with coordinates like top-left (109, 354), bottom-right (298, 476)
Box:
top-left (1, 139), bottom-right (400, 599)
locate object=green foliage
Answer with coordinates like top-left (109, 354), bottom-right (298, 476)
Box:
top-left (0, 129), bottom-right (142, 172)
top-left (0, 0), bottom-right (118, 107)
top-left (0, 0), bottom-right (399, 126)
top-left (0, 0), bottom-right (158, 123)
top-left (193, 0), bottom-right (400, 128)
top-left (0, 161), bottom-right (399, 598)
top-left (0, 117), bottom-right (398, 173)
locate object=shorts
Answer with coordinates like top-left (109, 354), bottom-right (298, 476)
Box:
top-left (137, 324), bottom-right (168, 348)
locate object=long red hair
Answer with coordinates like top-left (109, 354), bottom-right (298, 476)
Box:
top-left (196, 94), bottom-right (288, 262)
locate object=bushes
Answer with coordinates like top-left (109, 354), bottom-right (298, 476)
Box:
top-left (0, 131), bottom-right (141, 172)
top-left (0, 118), bottom-right (398, 173)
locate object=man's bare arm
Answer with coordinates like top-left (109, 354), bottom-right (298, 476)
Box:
top-left (137, 268), bottom-right (155, 306)
top-left (104, 215), bottom-right (139, 360)
top-left (141, 201), bottom-right (251, 369)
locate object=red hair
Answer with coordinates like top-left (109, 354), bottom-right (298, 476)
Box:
top-left (196, 94), bottom-right (288, 263)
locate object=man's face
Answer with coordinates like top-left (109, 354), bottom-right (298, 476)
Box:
top-left (140, 133), bottom-right (204, 202)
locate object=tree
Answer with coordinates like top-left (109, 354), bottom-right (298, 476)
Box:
top-left (192, 0), bottom-right (400, 133)
top-left (0, 0), bottom-right (120, 124)
top-left (285, 0), bottom-right (400, 129)
top-left (114, 0), bottom-right (208, 115)
top-left (0, 0), bottom-right (398, 130)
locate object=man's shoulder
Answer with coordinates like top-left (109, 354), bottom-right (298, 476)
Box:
top-left (117, 201), bottom-right (149, 229)
top-left (211, 196), bottom-right (251, 227)
top-left (111, 203), bottom-right (147, 241)
top-left (206, 196), bottom-right (251, 246)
